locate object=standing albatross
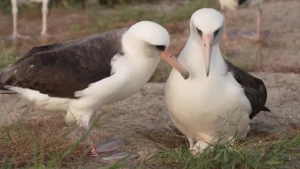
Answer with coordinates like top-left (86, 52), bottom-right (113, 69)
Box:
top-left (165, 8), bottom-right (269, 154)
top-left (219, 0), bottom-right (264, 40)
top-left (0, 21), bottom-right (189, 157)
top-left (10, 0), bottom-right (50, 40)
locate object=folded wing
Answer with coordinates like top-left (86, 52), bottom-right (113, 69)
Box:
top-left (225, 60), bottom-right (270, 119)
top-left (0, 29), bottom-right (127, 98)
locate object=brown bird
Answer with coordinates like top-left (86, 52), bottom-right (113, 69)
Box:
top-left (0, 21), bottom-right (189, 159)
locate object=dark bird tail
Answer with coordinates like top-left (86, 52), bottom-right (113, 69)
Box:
top-left (262, 106), bottom-right (271, 112)
top-left (0, 83), bottom-right (16, 94)
top-left (238, 0), bottom-right (247, 6)
top-left (0, 72), bottom-right (16, 94)
top-left (0, 85), bottom-right (6, 90)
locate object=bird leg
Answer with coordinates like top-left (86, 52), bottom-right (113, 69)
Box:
top-left (222, 9), bottom-right (229, 40)
top-left (96, 138), bottom-right (140, 164)
top-left (10, 0), bottom-right (30, 40)
top-left (190, 140), bottom-right (210, 155)
top-left (65, 106), bottom-right (98, 156)
top-left (187, 137), bottom-right (194, 151)
top-left (86, 122), bottom-right (133, 161)
top-left (97, 152), bottom-right (140, 164)
top-left (256, 7), bottom-right (262, 40)
top-left (41, 0), bottom-right (51, 38)
top-left (66, 106), bottom-right (134, 161)
top-left (76, 115), bottom-right (99, 157)
top-left (81, 123), bottom-right (99, 157)
top-left (241, 7), bottom-right (263, 41)
top-left (96, 138), bottom-right (125, 153)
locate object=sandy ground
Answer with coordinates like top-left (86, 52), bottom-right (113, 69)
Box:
top-left (0, 72), bottom-right (300, 168)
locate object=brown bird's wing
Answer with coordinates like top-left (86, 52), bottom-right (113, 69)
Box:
top-left (0, 28), bottom-right (127, 98)
top-left (238, 0), bottom-right (247, 6)
top-left (225, 60), bottom-right (270, 119)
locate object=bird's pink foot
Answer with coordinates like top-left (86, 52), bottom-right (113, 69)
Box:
top-left (222, 31), bottom-right (239, 40)
top-left (239, 30), bottom-right (269, 41)
top-left (41, 33), bottom-right (53, 39)
top-left (8, 33), bottom-right (31, 40)
top-left (222, 34), bottom-right (228, 40)
top-left (96, 138), bottom-right (125, 153)
top-left (92, 138), bottom-right (139, 164)
top-left (97, 152), bottom-right (139, 164)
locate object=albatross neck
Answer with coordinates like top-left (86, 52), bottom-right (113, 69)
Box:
top-left (121, 31), bottom-right (161, 79)
top-left (180, 37), bottom-right (227, 78)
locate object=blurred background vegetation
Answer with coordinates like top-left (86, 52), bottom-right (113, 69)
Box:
top-left (0, 0), bottom-right (298, 80)
top-left (0, 0), bottom-right (194, 14)
top-left (0, 0), bottom-right (216, 77)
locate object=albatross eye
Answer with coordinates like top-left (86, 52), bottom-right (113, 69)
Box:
top-left (196, 28), bottom-right (203, 37)
top-left (155, 45), bottom-right (166, 51)
top-left (214, 28), bottom-right (220, 37)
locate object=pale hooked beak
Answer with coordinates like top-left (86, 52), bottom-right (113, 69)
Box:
top-left (161, 49), bottom-right (189, 80)
top-left (202, 34), bottom-right (213, 77)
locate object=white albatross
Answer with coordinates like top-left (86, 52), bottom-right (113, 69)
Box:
top-left (165, 8), bottom-right (269, 154)
top-left (10, 0), bottom-right (50, 40)
top-left (0, 21), bottom-right (189, 159)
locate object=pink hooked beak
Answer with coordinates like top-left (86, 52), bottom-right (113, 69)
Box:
top-left (202, 34), bottom-right (213, 77)
top-left (161, 48), bottom-right (189, 80)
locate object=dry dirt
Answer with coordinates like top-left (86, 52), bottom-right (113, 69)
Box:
top-left (0, 0), bottom-right (300, 168)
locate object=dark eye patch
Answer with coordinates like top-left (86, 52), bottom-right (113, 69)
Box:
top-left (196, 28), bottom-right (203, 37)
top-left (155, 45), bottom-right (166, 51)
top-left (214, 28), bottom-right (220, 37)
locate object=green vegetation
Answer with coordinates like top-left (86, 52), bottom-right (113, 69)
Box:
top-left (93, 0), bottom-right (216, 30)
top-left (0, 115), bottom-right (99, 168)
top-left (0, 0), bottom-right (216, 72)
top-left (139, 132), bottom-right (300, 169)
top-left (0, 46), bottom-right (17, 71)
top-left (2, 114), bottom-right (300, 169)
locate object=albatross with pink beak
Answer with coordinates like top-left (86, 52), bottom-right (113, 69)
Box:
top-left (0, 21), bottom-right (189, 160)
top-left (165, 8), bottom-right (269, 154)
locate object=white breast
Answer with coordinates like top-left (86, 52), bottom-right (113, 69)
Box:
top-left (165, 69), bottom-right (252, 143)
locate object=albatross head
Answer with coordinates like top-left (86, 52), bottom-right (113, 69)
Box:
top-left (190, 8), bottom-right (224, 76)
top-left (127, 21), bottom-right (189, 79)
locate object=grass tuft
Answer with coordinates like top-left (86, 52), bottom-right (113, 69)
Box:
top-left (138, 130), bottom-right (300, 169)
top-left (0, 115), bottom-right (93, 168)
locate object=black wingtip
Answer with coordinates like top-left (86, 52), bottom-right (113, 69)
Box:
top-left (0, 92), bottom-right (17, 94)
top-left (0, 84), bottom-right (7, 91)
top-left (262, 106), bottom-right (271, 112)
top-left (238, 0), bottom-right (247, 6)
top-left (0, 83), bottom-right (16, 94)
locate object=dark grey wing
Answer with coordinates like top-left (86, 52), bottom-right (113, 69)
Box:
top-left (238, 0), bottom-right (247, 6)
top-left (11, 43), bottom-right (63, 66)
top-left (0, 28), bottom-right (127, 98)
top-left (225, 60), bottom-right (270, 119)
